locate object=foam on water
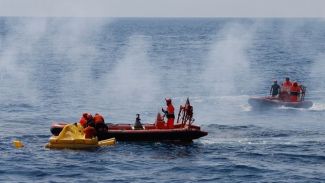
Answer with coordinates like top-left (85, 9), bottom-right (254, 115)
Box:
top-left (309, 102), bottom-right (325, 111)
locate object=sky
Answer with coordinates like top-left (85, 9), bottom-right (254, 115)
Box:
top-left (0, 0), bottom-right (324, 17)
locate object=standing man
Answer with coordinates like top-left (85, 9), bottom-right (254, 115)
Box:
top-left (280, 77), bottom-right (293, 101)
top-left (282, 77), bottom-right (292, 93)
top-left (162, 98), bottom-right (175, 129)
top-left (270, 80), bottom-right (281, 97)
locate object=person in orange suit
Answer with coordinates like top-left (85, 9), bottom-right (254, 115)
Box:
top-left (93, 113), bottom-right (105, 125)
top-left (155, 112), bottom-right (165, 129)
top-left (162, 98), bottom-right (175, 129)
top-left (279, 77), bottom-right (293, 101)
top-left (79, 113), bottom-right (88, 128)
top-left (86, 114), bottom-right (95, 127)
top-left (84, 125), bottom-right (96, 139)
top-left (290, 82), bottom-right (302, 102)
top-left (282, 77), bottom-right (292, 93)
top-left (93, 113), bottom-right (108, 133)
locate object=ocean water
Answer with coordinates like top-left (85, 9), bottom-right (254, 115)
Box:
top-left (1, 17), bottom-right (325, 182)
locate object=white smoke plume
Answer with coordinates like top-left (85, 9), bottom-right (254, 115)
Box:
top-left (99, 35), bottom-right (161, 121)
top-left (202, 22), bottom-right (257, 96)
top-left (0, 18), bottom-right (48, 105)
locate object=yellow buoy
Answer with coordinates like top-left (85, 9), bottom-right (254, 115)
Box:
top-left (13, 140), bottom-right (24, 148)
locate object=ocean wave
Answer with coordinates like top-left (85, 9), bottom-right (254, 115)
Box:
top-left (309, 102), bottom-right (325, 111)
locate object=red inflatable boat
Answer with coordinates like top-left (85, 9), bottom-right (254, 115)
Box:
top-left (248, 96), bottom-right (313, 109)
top-left (50, 99), bottom-right (208, 142)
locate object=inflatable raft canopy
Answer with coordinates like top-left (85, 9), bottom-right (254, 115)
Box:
top-left (46, 123), bottom-right (115, 149)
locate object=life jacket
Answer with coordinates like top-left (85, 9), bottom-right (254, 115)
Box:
top-left (290, 85), bottom-right (301, 96)
top-left (167, 118), bottom-right (174, 129)
top-left (79, 117), bottom-right (87, 127)
top-left (84, 126), bottom-right (96, 139)
top-left (155, 113), bottom-right (165, 129)
top-left (94, 114), bottom-right (105, 124)
top-left (86, 114), bottom-right (95, 127)
top-left (166, 104), bottom-right (175, 119)
top-left (290, 84), bottom-right (301, 102)
top-left (282, 81), bottom-right (292, 92)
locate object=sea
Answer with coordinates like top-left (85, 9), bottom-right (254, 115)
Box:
top-left (0, 17), bottom-right (325, 182)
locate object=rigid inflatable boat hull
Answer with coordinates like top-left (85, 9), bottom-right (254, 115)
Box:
top-left (51, 123), bottom-right (208, 142)
top-left (248, 97), bottom-right (313, 109)
top-left (98, 127), bottom-right (208, 142)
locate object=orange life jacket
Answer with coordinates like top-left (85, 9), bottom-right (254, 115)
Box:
top-left (290, 85), bottom-right (301, 94)
top-left (79, 117), bottom-right (87, 127)
top-left (94, 114), bottom-right (104, 124)
top-left (167, 104), bottom-right (175, 119)
top-left (290, 85), bottom-right (301, 102)
top-left (282, 81), bottom-right (292, 92)
top-left (167, 118), bottom-right (174, 129)
top-left (155, 113), bottom-right (165, 129)
top-left (166, 104), bottom-right (175, 128)
top-left (84, 126), bottom-right (96, 139)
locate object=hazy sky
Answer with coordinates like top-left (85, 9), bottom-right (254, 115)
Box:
top-left (0, 0), bottom-right (325, 17)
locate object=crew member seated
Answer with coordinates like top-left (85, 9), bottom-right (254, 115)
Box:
top-left (134, 114), bottom-right (143, 130)
top-left (155, 112), bottom-right (165, 129)
top-left (84, 123), bottom-right (96, 139)
top-left (86, 114), bottom-right (95, 127)
top-left (94, 113), bottom-right (105, 124)
top-left (94, 113), bottom-right (108, 132)
top-left (79, 113), bottom-right (88, 128)
top-left (290, 82), bottom-right (302, 102)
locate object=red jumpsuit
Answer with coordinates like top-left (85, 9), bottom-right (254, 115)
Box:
top-left (84, 126), bottom-right (96, 139)
top-left (79, 117), bottom-right (87, 128)
top-left (282, 81), bottom-right (293, 92)
top-left (166, 104), bottom-right (175, 129)
top-left (290, 85), bottom-right (301, 102)
top-left (94, 113), bottom-right (105, 125)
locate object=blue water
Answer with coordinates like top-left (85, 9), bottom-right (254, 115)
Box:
top-left (1, 17), bottom-right (325, 182)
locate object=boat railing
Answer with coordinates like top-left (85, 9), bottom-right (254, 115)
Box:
top-left (177, 98), bottom-right (194, 127)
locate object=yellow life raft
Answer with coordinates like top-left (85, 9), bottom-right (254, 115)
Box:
top-left (45, 123), bottom-right (116, 149)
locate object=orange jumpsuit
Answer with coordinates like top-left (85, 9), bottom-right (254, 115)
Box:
top-left (155, 113), bottom-right (165, 129)
top-left (94, 114), bottom-right (105, 124)
top-left (79, 117), bottom-right (87, 128)
top-left (84, 126), bottom-right (96, 139)
top-left (290, 85), bottom-right (301, 102)
top-left (166, 104), bottom-right (175, 129)
top-left (282, 81), bottom-right (292, 92)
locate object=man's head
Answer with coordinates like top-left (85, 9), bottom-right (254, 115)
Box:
top-left (293, 82), bottom-right (298, 87)
top-left (83, 113), bottom-right (88, 118)
top-left (165, 98), bottom-right (172, 105)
